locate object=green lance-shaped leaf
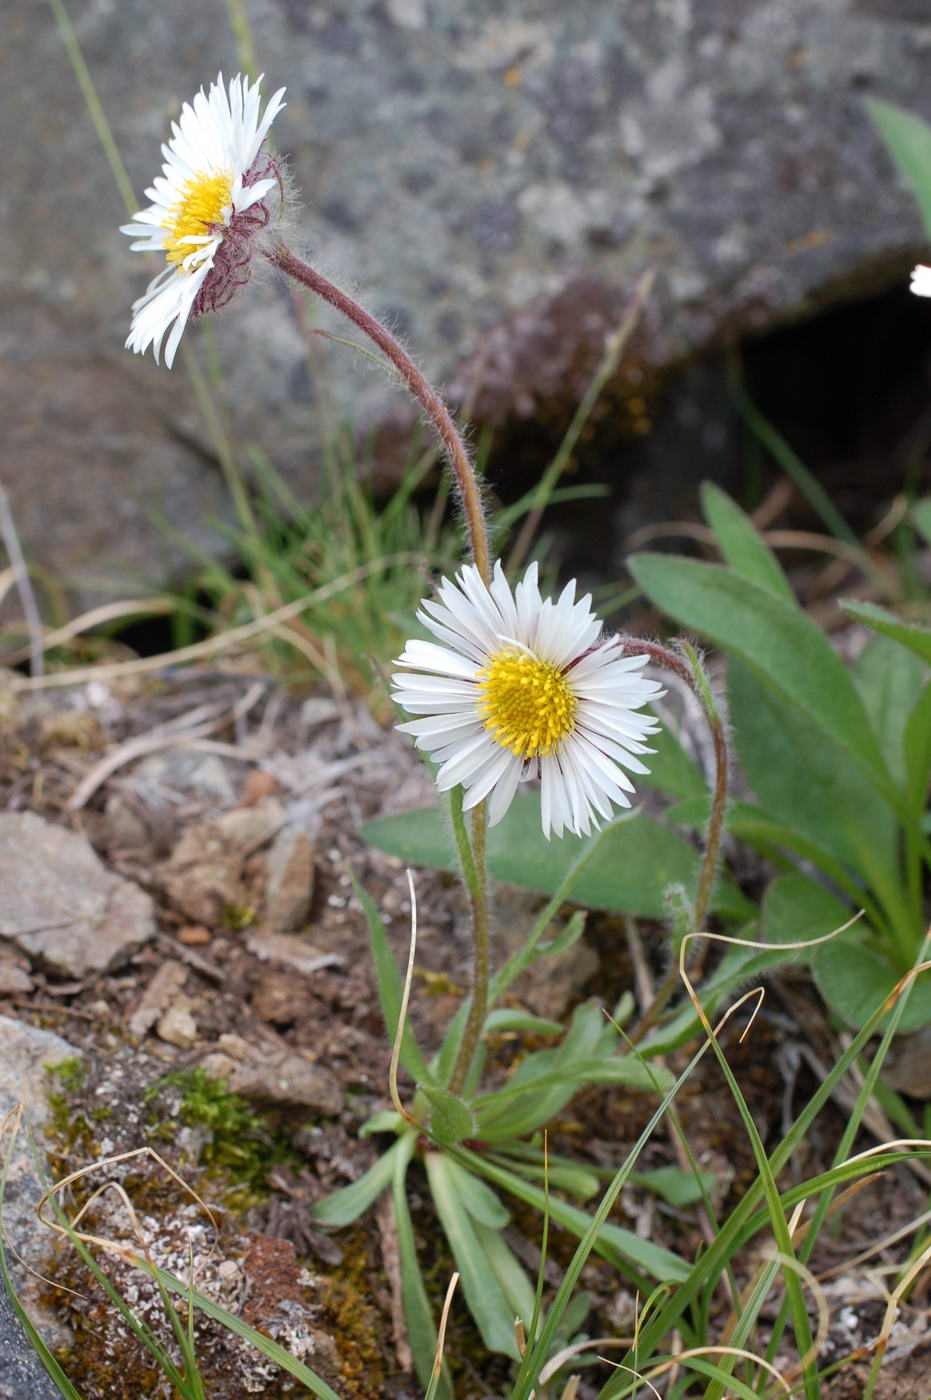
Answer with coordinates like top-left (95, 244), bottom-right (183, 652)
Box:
top-left (904, 678), bottom-right (931, 821)
top-left (855, 632), bottom-right (929, 790)
top-left (700, 481), bottom-right (794, 602)
top-left (311, 1136), bottom-right (408, 1226)
top-left (390, 1133), bottom-right (453, 1399)
top-left (425, 1151), bottom-right (522, 1358)
top-left (364, 795), bottom-right (740, 920)
top-left (842, 598), bottom-right (931, 667)
top-left (868, 98), bottom-right (931, 239)
top-left (440, 1156), bottom-right (510, 1228)
top-left (727, 656), bottom-right (898, 874)
top-left (813, 941), bottom-right (931, 1033)
top-left (454, 1148), bottom-right (690, 1286)
top-left (630, 554), bottom-right (894, 801)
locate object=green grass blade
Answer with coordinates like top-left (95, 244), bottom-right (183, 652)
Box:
top-left (727, 356), bottom-right (859, 548)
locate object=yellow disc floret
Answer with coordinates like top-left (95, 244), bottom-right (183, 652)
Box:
top-left (163, 170), bottom-right (234, 268)
top-left (477, 649), bottom-right (577, 758)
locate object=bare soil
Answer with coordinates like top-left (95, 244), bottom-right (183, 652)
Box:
top-left (1, 666), bottom-right (929, 1400)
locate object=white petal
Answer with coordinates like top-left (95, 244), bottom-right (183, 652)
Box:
top-left (395, 639), bottom-right (479, 680)
top-left (911, 265), bottom-right (931, 298)
top-left (484, 755), bottom-right (525, 825)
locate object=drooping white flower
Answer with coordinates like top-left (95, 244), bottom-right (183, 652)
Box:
top-left (120, 72), bottom-right (286, 367)
top-left (392, 562), bottom-right (664, 839)
top-left (911, 265), bottom-right (931, 298)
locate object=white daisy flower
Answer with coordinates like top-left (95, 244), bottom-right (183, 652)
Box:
top-left (392, 562), bottom-right (664, 839)
top-left (911, 264), bottom-right (931, 298)
top-left (120, 72), bottom-right (287, 367)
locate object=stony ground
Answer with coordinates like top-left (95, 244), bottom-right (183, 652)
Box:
top-left (0, 664), bottom-right (929, 1399)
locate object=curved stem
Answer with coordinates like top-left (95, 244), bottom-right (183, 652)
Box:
top-left (266, 241), bottom-right (490, 583)
top-left (618, 638), bottom-right (730, 1043)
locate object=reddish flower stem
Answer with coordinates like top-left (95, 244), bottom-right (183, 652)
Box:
top-left (267, 241), bottom-right (490, 583)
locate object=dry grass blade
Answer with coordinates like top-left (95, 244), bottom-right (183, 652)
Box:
top-left (0, 566), bottom-right (17, 610)
top-left (10, 552), bottom-right (426, 692)
top-left (389, 869), bottom-right (420, 1128)
top-left (0, 481), bottom-right (44, 678)
top-left (0, 596), bottom-right (177, 668)
top-left (67, 680), bottom-right (265, 809)
top-left (677, 912), bottom-right (867, 1041)
top-left (36, 1145), bottom-right (219, 1262)
top-left (430, 1273), bottom-right (460, 1391)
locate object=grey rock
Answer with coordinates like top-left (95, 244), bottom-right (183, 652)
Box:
top-left (263, 825), bottom-right (315, 930)
top-left (157, 799), bottom-right (284, 925)
top-left (200, 1032), bottom-right (342, 1113)
top-left (0, 1015), bottom-right (82, 1395)
top-left (6, 1), bottom-right (931, 603)
top-left (0, 1282), bottom-right (63, 1400)
top-left (128, 749), bottom-right (242, 812)
top-left (0, 813), bottom-right (157, 977)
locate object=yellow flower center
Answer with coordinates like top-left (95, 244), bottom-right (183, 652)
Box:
top-left (477, 649), bottom-right (577, 758)
top-left (163, 170), bottom-right (234, 268)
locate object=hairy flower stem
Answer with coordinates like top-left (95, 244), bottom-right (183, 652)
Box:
top-left (267, 242), bottom-right (490, 583)
top-left (618, 639), bottom-right (730, 1044)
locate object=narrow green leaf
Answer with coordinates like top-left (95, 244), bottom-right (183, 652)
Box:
top-left (454, 1149), bottom-right (690, 1285)
top-left (349, 871), bottom-right (433, 1085)
top-left (311, 1138), bottom-right (403, 1225)
top-left (855, 632), bottom-right (928, 788)
top-left (473, 1054), bottom-right (673, 1141)
top-left (491, 1158), bottom-right (601, 1200)
top-left (475, 1056), bottom-right (673, 1112)
top-left (425, 1152), bottom-right (521, 1357)
top-left (631, 554), bottom-right (893, 797)
top-left (700, 481), bottom-right (793, 601)
top-left (148, 1261), bottom-right (345, 1400)
top-left (483, 1009), bottom-right (565, 1037)
top-left (842, 598), bottom-right (931, 666)
top-left (429, 998), bottom-right (471, 1089)
top-left (420, 1085), bottom-right (475, 1146)
top-left (728, 656), bottom-right (897, 873)
top-left (904, 679), bottom-right (931, 818)
top-left (442, 1158), bottom-right (510, 1228)
top-left (868, 98), bottom-right (931, 238)
top-left (359, 1109), bottom-right (405, 1138)
top-left (391, 1135), bottom-right (452, 1399)
top-left (0, 1234), bottom-right (83, 1399)
top-left (473, 1219), bottom-right (537, 1332)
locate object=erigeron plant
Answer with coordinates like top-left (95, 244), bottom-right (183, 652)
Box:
top-left (117, 68), bottom-right (931, 1397)
top-left (120, 71), bottom-right (735, 1383)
